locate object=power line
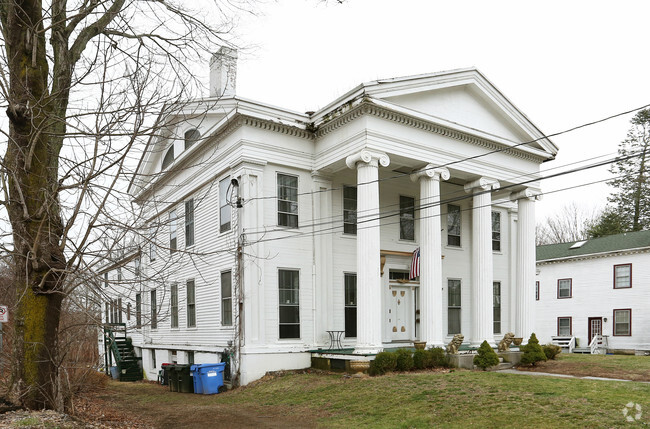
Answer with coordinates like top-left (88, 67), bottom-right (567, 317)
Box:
top-left (244, 103), bottom-right (649, 204)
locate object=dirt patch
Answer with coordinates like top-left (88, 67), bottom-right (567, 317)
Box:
top-left (73, 380), bottom-right (319, 429)
top-left (516, 359), bottom-right (650, 382)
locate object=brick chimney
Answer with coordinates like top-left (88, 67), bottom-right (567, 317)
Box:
top-left (209, 47), bottom-right (238, 97)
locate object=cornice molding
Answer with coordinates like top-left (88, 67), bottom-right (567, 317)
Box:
top-left (537, 247), bottom-right (650, 266)
top-left (316, 101), bottom-right (546, 163)
top-left (242, 116), bottom-right (313, 140)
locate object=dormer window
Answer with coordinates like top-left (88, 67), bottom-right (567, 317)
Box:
top-left (162, 145), bottom-right (175, 170)
top-left (184, 129), bottom-right (200, 150)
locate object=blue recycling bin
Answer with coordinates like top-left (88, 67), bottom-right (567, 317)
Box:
top-left (191, 363), bottom-right (225, 395)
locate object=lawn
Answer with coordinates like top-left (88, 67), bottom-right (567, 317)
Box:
top-left (520, 353), bottom-right (650, 381)
top-left (77, 365), bottom-right (650, 428)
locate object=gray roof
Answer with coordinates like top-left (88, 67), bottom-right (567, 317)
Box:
top-left (537, 230), bottom-right (650, 262)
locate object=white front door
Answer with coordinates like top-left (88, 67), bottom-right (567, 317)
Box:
top-left (389, 286), bottom-right (412, 341)
top-left (385, 267), bottom-right (418, 342)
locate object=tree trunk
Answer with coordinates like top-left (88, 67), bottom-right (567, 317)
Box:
top-left (3, 0), bottom-right (68, 409)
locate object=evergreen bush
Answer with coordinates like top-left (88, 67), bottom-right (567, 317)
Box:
top-left (520, 333), bottom-right (547, 366)
top-left (369, 351), bottom-right (397, 376)
top-left (543, 343), bottom-right (562, 360)
top-left (413, 349), bottom-right (427, 369)
top-left (473, 340), bottom-right (499, 370)
top-left (395, 348), bottom-right (414, 371)
top-left (427, 347), bottom-right (449, 368)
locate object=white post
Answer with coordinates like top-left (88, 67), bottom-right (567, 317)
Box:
top-left (411, 165), bottom-right (449, 347)
top-left (346, 150), bottom-right (390, 355)
top-left (465, 177), bottom-right (499, 346)
top-left (510, 189), bottom-right (540, 342)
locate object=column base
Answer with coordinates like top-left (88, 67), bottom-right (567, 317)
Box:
top-left (426, 342), bottom-right (445, 349)
top-left (470, 339), bottom-right (497, 348)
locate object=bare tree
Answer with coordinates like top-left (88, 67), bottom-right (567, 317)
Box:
top-left (536, 203), bottom-right (598, 245)
top-left (0, 0), bottom-right (254, 410)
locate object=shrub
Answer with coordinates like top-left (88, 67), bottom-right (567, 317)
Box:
top-left (395, 349), bottom-right (414, 371)
top-left (427, 347), bottom-right (449, 368)
top-left (543, 343), bottom-right (562, 360)
top-left (473, 340), bottom-right (499, 370)
top-left (413, 349), bottom-right (427, 369)
top-left (369, 351), bottom-right (397, 376)
top-left (520, 333), bottom-right (547, 366)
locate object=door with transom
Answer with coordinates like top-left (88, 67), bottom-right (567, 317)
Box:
top-left (385, 268), bottom-right (418, 342)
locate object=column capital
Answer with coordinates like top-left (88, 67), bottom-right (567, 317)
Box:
top-left (464, 177), bottom-right (500, 193)
top-left (410, 165), bottom-right (450, 183)
top-left (510, 188), bottom-right (542, 202)
top-left (345, 149), bottom-right (390, 170)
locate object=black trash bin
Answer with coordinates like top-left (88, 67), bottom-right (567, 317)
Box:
top-left (176, 364), bottom-right (194, 393)
top-left (168, 364), bottom-right (179, 392)
top-left (160, 363), bottom-right (172, 386)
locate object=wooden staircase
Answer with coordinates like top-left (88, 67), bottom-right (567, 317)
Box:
top-left (104, 323), bottom-right (143, 382)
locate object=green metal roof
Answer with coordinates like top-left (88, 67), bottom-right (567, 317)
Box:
top-left (537, 230), bottom-right (650, 262)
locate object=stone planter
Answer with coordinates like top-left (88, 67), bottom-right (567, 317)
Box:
top-left (513, 338), bottom-right (523, 346)
top-left (413, 341), bottom-right (426, 350)
top-left (349, 360), bottom-right (370, 374)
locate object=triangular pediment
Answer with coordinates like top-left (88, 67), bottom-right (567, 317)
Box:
top-left (359, 69), bottom-right (556, 155)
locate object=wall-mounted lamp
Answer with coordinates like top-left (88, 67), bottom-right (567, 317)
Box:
top-left (231, 178), bottom-right (242, 208)
top-left (603, 317), bottom-right (608, 323)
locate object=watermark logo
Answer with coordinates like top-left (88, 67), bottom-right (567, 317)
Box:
top-left (622, 402), bottom-right (643, 422)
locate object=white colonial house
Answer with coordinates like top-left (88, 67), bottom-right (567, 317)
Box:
top-left (535, 230), bottom-right (650, 354)
top-left (100, 47), bottom-right (557, 385)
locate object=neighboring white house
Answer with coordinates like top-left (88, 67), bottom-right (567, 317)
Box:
top-left (100, 47), bottom-right (558, 385)
top-left (535, 230), bottom-right (650, 354)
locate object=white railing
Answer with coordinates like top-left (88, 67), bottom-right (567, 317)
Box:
top-left (589, 335), bottom-right (608, 354)
top-left (551, 336), bottom-right (576, 353)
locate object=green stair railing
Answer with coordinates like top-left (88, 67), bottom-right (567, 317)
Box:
top-left (104, 323), bottom-right (142, 382)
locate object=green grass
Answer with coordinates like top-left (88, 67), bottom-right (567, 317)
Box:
top-left (217, 370), bottom-right (650, 428)
top-left (557, 353), bottom-right (650, 372)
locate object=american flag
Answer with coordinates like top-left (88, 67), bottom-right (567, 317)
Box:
top-left (410, 247), bottom-right (420, 280)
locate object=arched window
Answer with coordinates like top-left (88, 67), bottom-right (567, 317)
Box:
top-left (162, 145), bottom-right (174, 170)
top-left (184, 128), bottom-right (201, 150)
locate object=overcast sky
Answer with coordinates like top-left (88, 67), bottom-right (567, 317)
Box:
top-left (222, 0), bottom-right (650, 220)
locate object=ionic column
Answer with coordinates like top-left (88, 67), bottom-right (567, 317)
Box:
top-left (464, 177), bottom-right (500, 346)
top-left (346, 150), bottom-right (390, 354)
top-left (411, 165), bottom-right (450, 347)
top-left (510, 188), bottom-right (541, 342)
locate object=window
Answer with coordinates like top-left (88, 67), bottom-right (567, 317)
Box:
top-left (170, 350), bottom-right (178, 364)
top-left (170, 283), bottom-right (179, 328)
top-left (127, 303), bottom-right (131, 321)
top-left (104, 272), bottom-right (109, 288)
top-left (220, 177), bottom-right (231, 233)
top-left (557, 317), bottom-right (572, 336)
top-left (162, 145), bottom-right (174, 170)
top-left (492, 211), bottom-right (501, 251)
top-left (557, 278), bottom-right (572, 299)
top-left (221, 271), bottom-right (232, 326)
top-left (448, 279), bottom-right (461, 334)
top-left (493, 281), bottom-right (501, 334)
top-left (105, 302), bottom-right (109, 323)
top-left (187, 279), bottom-right (196, 328)
top-left (169, 210), bottom-right (177, 254)
top-left (343, 186), bottom-right (357, 235)
top-left (344, 273), bottom-right (357, 338)
top-left (279, 269), bottom-right (300, 339)
top-left (117, 267), bottom-right (122, 283)
top-left (614, 264), bottom-right (631, 289)
top-left (613, 309), bottom-right (631, 336)
top-left (150, 289), bottom-right (157, 329)
top-left (184, 128), bottom-right (200, 150)
top-left (185, 199), bottom-right (195, 247)
top-left (277, 174), bottom-right (298, 227)
top-left (447, 205), bottom-right (461, 246)
top-left (151, 349), bottom-right (157, 370)
top-left (400, 196), bottom-right (415, 241)
top-left (136, 293), bottom-right (142, 327)
top-left (134, 257), bottom-right (140, 277)
top-left (535, 281), bottom-right (540, 301)
top-left (187, 351), bottom-right (195, 365)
